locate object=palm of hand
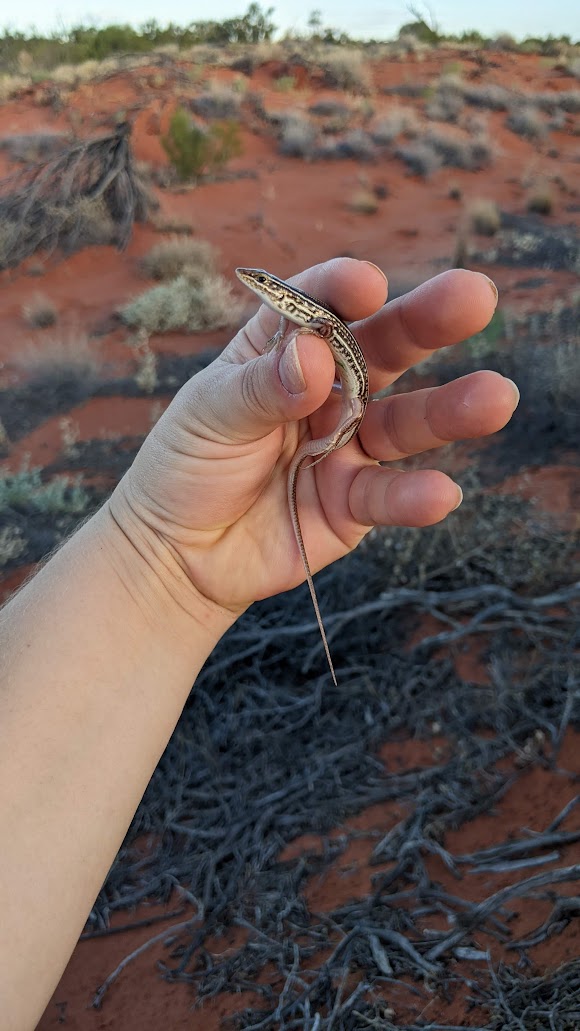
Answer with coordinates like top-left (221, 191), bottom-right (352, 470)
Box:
top-left (125, 349), bottom-right (363, 613)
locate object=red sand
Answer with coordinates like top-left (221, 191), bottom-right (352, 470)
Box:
top-left (0, 43), bottom-right (578, 1029)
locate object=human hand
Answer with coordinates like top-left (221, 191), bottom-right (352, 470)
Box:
top-left (110, 258), bottom-right (518, 618)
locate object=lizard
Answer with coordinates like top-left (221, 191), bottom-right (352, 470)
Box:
top-left (236, 267), bottom-right (370, 685)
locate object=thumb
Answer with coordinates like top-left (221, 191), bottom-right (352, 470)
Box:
top-left (203, 331), bottom-right (337, 445)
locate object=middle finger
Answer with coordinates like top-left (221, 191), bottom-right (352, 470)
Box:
top-left (358, 370), bottom-right (519, 462)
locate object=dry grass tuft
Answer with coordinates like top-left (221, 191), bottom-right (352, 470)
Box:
top-left (119, 270), bottom-right (243, 334)
top-left (425, 126), bottom-right (494, 170)
top-left (506, 105), bottom-right (547, 140)
top-left (371, 106), bottom-right (420, 144)
top-left (348, 187), bottom-right (379, 214)
top-left (21, 293), bottom-right (58, 328)
top-left (316, 47), bottom-right (371, 92)
top-left (192, 83), bottom-right (242, 119)
top-left (0, 74), bottom-right (31, 102)
top-left (151, 213), bottom-right (194, 235)
top-left (394, 141), bottom-right (442, 178)
top-left (131, 337), bottom-right (159, 393)
top-left (139, 237), bottom-right (217, 282)
top-left (14, 331), bottom-right (101, 382)
top-left (0, 526), bottom-right (25, 567)
top-left (467, 198), bottom-right (501, 236)
top-left (279, 114), bottom-right (317, 158)
top-left (527, 185), bottom-right (554, 215)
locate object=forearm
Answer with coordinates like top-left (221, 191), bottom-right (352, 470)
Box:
top-left (0, 503), bottom-right (234, 1030)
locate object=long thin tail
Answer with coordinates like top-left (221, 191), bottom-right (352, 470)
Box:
top-left (288, 459), bottom-right (337, 686)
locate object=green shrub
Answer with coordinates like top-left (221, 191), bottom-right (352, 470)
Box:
top-left (161, 108), bottom-right (243, 182)
top-left (274, 75), bottom-right (296, 92)
top-left (0, 466), bottom-right (89, 514)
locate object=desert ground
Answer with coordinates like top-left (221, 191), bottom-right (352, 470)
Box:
top-left (0, 23), bottom-right (579, 1030)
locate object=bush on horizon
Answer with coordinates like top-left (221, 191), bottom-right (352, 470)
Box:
top-left (0, 11), bottom-right (576, 76)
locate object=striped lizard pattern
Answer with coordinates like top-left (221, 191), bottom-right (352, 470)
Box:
top-left (236, 268), bottom-right (370, 684)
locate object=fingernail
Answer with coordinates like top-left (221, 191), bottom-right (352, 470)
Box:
top-left (505, 378), bottom-right (520, 406)
top-left (452, 485), bottom-right (463, 511)
top-left (279, 334), bottom-right (306, 394)
top-left (363, 260), bottom-right (388, 285)
top-left (486, 277), bottom-right (498, 307)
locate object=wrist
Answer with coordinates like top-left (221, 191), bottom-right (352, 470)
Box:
top-left (99, 495), bottom-right (237, 657)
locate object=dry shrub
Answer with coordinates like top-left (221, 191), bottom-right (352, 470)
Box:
top-left (487, 32), bottom-right (518, 52)
top-left (309, 99), bottom-right (351, 119)
top-left (336, 129), bottom-right (376, 160)
top-left (527, 185), bottom-right (554, 215)
top-left (0, 124), bottom-right (152, 270)
top-left (0, 223), bottom-right (18, 269)
top-left (394, 141), bottom-right (442, 177)
top-left (119, 271), bottom-right (243, 334)
top-left (533, 90), bottom-right (580, 114)
top-left (371, 106), bottom-right (420, 145)
top-left (131, 337), bottom-right (159, 394)
top-left (506, 105), bottom-right (547, 140)
top-left (467, 198), bottom-right (501, 236)
top-left (426, 75), bottom-right (465, 122)
top-left (22, 292), bottom-right (58, 328)
top-left (51, 195), bottom-right (117, 247)
top-left (279, 114), bottom-right (317, 158)
top-left (139, 237), bottom-right (217, 282)
top-left (0, 133), bottom-right (69, 163)
top-left (317, 48), bottom-right (371, 92)
top-left (0, 526), bottom-right (25, 567)
top-left (348, 187), bottom-right (379, 214)
top-left (50, 61), bottom-right (95, 84)
top-left (0, 75), bottom-right (31, 102)
top-left (27, 260), bottom-right (46, 276)
top-left (191, 83), bottom-right (241, 119)
top-left (151, 212), bottom-right (193, 235)
top-left (14, 331), bottom-right (101, 382)
top-left (426, 126), bottom-right (494, 170)
top-left (463, 83), bottom-right (513, 111)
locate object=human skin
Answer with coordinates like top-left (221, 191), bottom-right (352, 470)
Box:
top-left (0, 258), bottom-right (519, 1029)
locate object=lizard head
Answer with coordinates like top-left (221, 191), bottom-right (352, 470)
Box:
top-left (235, 268), bottom-right (288, 309)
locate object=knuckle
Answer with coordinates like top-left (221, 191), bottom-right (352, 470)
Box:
top-left (383, 398), bottom-right (408, 458)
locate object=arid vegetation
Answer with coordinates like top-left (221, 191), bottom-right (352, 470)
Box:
top-left (0, 9), bottom-right (578, 1030)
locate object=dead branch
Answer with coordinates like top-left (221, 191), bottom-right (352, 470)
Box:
top-left (0, 122), bottom-right (154, 270)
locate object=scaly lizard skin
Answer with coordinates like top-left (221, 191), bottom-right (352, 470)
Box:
top-left (236, 268), bottom-right (370, 684)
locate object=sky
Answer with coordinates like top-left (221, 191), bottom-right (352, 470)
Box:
top-left (3, 0), bottom-right (579, 42)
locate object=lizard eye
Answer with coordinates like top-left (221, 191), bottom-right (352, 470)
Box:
top-left (256, 274), bottom-right (267, 284)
